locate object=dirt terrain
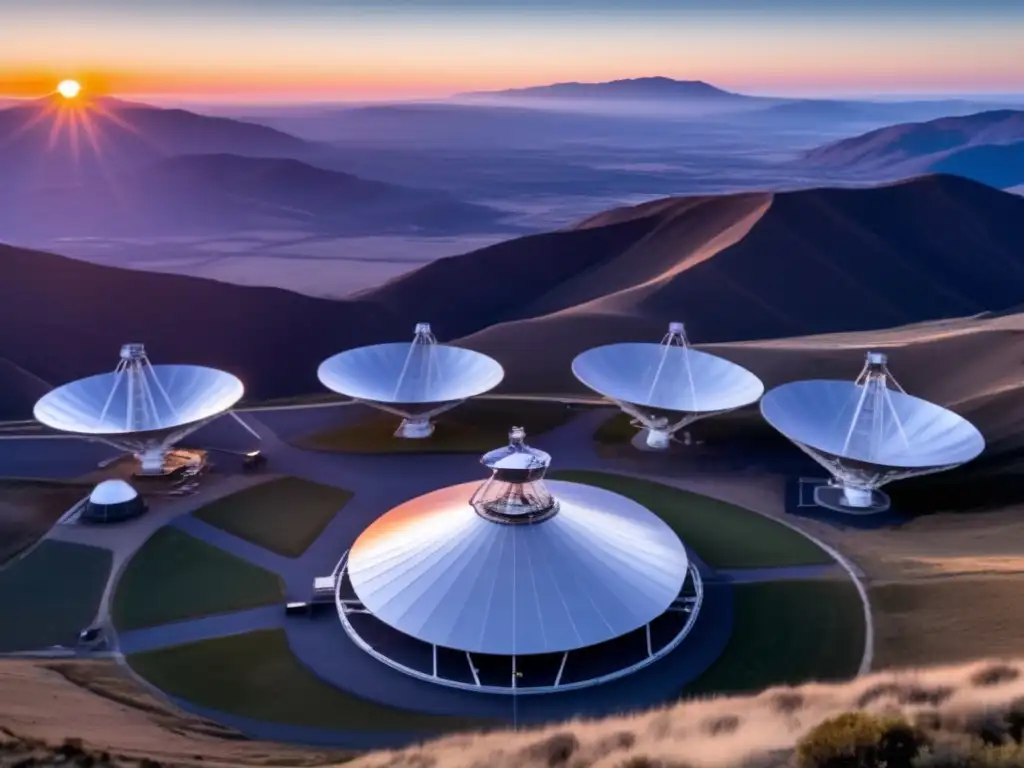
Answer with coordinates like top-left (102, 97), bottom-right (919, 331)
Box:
top-left (0, 660), bottom-right (351, 766)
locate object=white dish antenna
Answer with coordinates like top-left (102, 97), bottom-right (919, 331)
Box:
top-left (761, 351), bottom-right (986, 512)
top-left (33, 343), bottom-right (245, 474)
top-left (572, 322), bottom-right (764, 449)
top-left (317, 322), bottom-right (504, 438)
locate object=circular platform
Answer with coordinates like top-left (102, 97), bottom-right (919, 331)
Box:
top-left (814, 484), bottom-right (892, 515)
top-left (337, 479), bottom-right (701, 693)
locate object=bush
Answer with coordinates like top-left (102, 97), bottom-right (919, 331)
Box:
top-left (797, 712), bottom-right (927, 768)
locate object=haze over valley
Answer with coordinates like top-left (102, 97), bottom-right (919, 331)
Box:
top-left (3, 79), bottom-right (1023, 297)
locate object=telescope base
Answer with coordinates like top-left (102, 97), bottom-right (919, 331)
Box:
top-left (631, 428), bottom-right (672, 451)
top-left (814, 484), bottom-right (891, 515)
top-left (395, 419), bottom-right (435, 439)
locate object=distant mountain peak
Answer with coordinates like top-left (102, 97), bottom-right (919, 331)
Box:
top-left (459, 77), bottom-right (745, 100)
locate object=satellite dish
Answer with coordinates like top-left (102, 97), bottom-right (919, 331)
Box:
top-left (317, 322), bottom-right (504, 438)
top-left (761, 351), bottom-right (986, 513)
top-left (572, 322), bottom-right (764, 449)
top-left (33, 343), bottom-right (244, 474)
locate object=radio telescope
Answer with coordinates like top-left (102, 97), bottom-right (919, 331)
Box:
top-left (317, 322), bottom-right (504, 438)
top-left (572, 322), bottom-right (765, 449)
top-left (760, 351), bottom-right (986, 513)
top-left (33, 343), bottom-right (247, 474)
top-left (329, 426), bottom-right (702, 693)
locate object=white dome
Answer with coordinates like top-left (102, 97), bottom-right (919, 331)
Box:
top-left (346, 480), bottom-right (689, 656)
top-left (89, 479), bottom-right (138, 506)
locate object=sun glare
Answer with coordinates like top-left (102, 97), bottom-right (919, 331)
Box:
top-left (57, 79), bottom-right (81, 99)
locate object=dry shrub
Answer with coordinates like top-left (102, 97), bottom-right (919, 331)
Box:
top-left (294, 659), bottom-right (1024, 768)
top-left (514, 732), bottom-right (579, 766)
top-left (768, 692), bottom-right (805, 716)
top-left (795, 712), bottom-right (925, 768)
top-left (702, 716), bottom-right (741, 737)
top-left (856, 683), bottom-right (954, 709)
top-left (971, 665), bottom-right (1021, 688)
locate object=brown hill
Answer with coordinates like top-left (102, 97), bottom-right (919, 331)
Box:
top-left (0, 242), bottom-right (406, 401)
top-left (2, 174), bottom-right (1024, 423)
top-left (453, 173), bottom-right (1024, 366)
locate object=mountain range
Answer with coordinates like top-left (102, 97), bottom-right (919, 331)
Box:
top-left (802, 109), bottom-right (1024, 187)
top-left (0, 96), bottom-right (511, 238)
top-left (0, 96), bottom-right (316, 188)
top-left (2, 174), bottom-right (1024, 429)
top-left (0, 153), bottom-right (508, 239)
top-left (460, 77), bottom-right (747, 101)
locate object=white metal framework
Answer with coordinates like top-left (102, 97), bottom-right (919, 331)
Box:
top-left (572, 322), bottom-right (764, 449)
top-left (469, 426), bottom-right (558, 523)
top-left (333, 550), bottom-right (703, 694)
top-left (761, 351), bottom-right (986, 513)
top-left (33, 343), bottom-right (253, 474)
top-left (317, 322), bottom-right (505, 439)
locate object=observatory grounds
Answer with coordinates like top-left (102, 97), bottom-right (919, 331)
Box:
top-left (0, 400), bottom-right (870, 750)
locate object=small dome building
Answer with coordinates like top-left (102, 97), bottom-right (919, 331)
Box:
top-left (82, 479), bottom-right (147, 523)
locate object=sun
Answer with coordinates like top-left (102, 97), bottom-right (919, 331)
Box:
top-left (56, 79), bottom-right (81, 99)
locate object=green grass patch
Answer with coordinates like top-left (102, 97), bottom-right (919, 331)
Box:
top-left (685, 580), bottom-right (865, 696)
top-left (0, 540), bottom-right (111, 651)
top-left (193, 478), bottom-right (351, 558)
top-left (550, 470), bottom-right (833, 569)
top-left (128, 629), bottom-right (488, 733)
top-left (113, 527), bottom-right (284, 631)
top-left (295, 399), bottom-right (576, 454)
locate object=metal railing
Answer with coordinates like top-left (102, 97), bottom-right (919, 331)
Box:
top-left (332, 552), bottom-right (704, 696)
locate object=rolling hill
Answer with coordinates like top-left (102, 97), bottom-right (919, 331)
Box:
top-left (2, 174), bottom-right (1024, 425)
top-left (0, 153), bottom-right (509, 238)
top-left (802, 109), bottom-right (1024, 181)
top-left (0, 95), bottom-right (318, 189)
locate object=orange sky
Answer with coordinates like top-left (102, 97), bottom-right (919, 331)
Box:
top-left (2, 1), bottom-right (1023, 101)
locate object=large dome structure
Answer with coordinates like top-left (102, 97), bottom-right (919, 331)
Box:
top-left (332, 427), bottom-right (702, 693)
top-left (317, 322), bottom-right (504, 439)
top-left (572, 322), bottom-right (764, 449)
top-left (33, 343), bottom-right (246, 474)
top-left (761, 351), bottom-right (986, 513)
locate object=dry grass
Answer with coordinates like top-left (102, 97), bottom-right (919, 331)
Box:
top-left (772, 503), bottom-right (1024, 676)
top-left (871, 576), bottom-right (1024, 670)
top-left (0, 659), bottom-right (351, 766)
top-left (346, 658), bottom-right (1024, 768)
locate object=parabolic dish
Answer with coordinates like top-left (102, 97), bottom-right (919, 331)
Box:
top-left (572, 343), bottom-right (764, 414)
top-left (760, 380), bottom-right (985, 470)
top-left (346, 480), bottom-right (688, 656)
top-left (318, 343), bottom-right (504, 405)
top-left (33, 365), bottom-right (244, 437)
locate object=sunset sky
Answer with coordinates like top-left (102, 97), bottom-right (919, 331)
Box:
top-left (2, 0), bottom-right (1023, 102)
